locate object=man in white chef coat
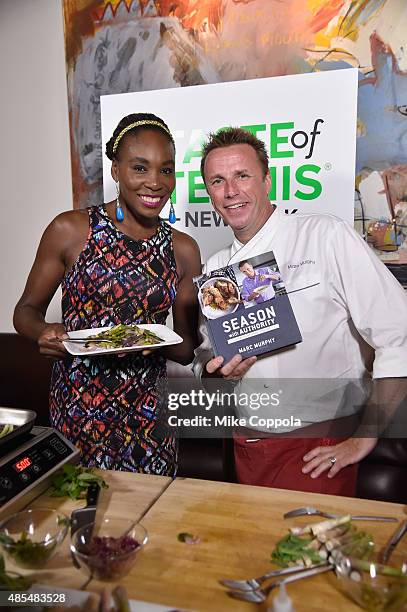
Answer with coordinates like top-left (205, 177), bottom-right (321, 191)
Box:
top-left (193, 127), bottom-right (407, 496)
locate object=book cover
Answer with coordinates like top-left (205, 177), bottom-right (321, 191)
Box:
top-left (194, 250), bottom-right (302, 361)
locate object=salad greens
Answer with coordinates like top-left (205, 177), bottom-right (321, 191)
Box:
top-left (49, 464), bottom-right (108, 500)
top-left (85, 324), bottom-right (163, 349)
top-left (272, 518), bottom-right (374, 568)
top-left (0, 552), bottom-right (32, 590)
top-left (271, 533), bottom-right (323, 567)
top-left (0, 531), bottom-right (55, 568)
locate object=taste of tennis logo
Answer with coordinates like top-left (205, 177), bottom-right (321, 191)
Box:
top-left (171, 119), bottom-right (326, 227)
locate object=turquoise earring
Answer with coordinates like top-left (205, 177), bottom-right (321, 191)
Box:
top-left (168, 201), bottom-right (176, 224)
top-left (115, 181), bottom-right (124, 222)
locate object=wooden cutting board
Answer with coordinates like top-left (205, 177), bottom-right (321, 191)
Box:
top-left (91, 477), bottom-right (406, 612)
top-left (3, 471), bottom-right (171, 591)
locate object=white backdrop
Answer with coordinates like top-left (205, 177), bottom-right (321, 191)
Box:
top-left (101, 69), bottom-right (357, 260)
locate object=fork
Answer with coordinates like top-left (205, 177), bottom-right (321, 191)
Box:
top-left (227, 564), bottom-right (333, 603)
top-left (283, 507), bottom-right (398, 522)
top-left (220, 562), bottom-right (327, 591)
top-left (64, 338), bottom-right (115, 344)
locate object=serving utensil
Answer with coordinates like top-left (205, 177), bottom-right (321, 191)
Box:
top-left (63, 338), bottom-right (116, 344)
top-left (70, 483), bottom-right (100, 569)
top-left (220, 562), bottom-right (327, 591)
top-left (378, 519), bottom-right (407, 564)
top-left (65, 332), bottom-right (144, 345)
top-left (284, 507), bottom-right (398, 522)
top-left (227, 564), bottom-right (333, 603)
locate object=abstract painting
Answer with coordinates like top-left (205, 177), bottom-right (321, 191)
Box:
top-left (63, 0), bottom-right (407, 268)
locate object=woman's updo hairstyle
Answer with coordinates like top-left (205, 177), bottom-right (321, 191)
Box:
top-left (105, 112), bottom-right (175, 160)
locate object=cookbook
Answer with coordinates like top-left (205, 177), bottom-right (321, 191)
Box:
top-left (194, 250), bottom-right (302, 361)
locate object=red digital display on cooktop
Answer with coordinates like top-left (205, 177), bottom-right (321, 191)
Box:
top-left (14, 456), bottom-right (32, 472)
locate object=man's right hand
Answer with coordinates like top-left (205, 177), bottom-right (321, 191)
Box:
top-left (204, 354), bottom-right (257, 381)
top-left (38, 323), bottom-right (69, 359)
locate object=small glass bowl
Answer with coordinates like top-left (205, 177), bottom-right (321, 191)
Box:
top-left (0, 508), bottom-right (69, 569)
top-left (70, 517), bottom-right (148, 581)
top-left (334, 553), bottom-right (407, 611)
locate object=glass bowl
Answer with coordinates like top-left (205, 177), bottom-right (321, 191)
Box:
top-left (333, 553), bottom-right (407, 611)
top-left (0, 508), bottom-right (69, 569)
top-left (70, 517), bottom-right (148, 581)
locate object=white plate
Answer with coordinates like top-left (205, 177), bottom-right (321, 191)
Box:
top-left (63, 324), bottom-right (183, 356)
top-left (198, 276), bottom-right (240, 320)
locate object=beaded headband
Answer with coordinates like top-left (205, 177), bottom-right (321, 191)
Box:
top-left (112, 120), bottom-right (173, 155)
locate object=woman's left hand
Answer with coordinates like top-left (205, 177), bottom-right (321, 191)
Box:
top-left (302, 437), bottom-right (377, 479)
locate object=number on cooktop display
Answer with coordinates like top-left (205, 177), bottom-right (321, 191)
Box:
top-left (14, 457), bottom-right (32, 472)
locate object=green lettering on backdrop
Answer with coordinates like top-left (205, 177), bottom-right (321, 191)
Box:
top-left (282, 166), bottom-right (291, 200)
top-left (270, 123), bottom-right (294, 158)
top-left (173, 125), bottom-right (323, 205)
top-left (268, 166), bottom-right (277, 201)
top-left (295, 164), bottom-right (322, 200)
top-left (170, 171), bottom-right (185, 204)
top-left (183, 132), bottom-right (205, 164)
top-left (241, 124), bottom-right (266, 138)
top-left (189, 170), bottom-right (209, 203)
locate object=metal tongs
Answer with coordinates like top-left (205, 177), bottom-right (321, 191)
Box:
top-left (224, 565), bottom-right (333, 603)
top-left (378, 519), bottom-right (407, 564)
top-left (283, 506), bottom-right (398, 522)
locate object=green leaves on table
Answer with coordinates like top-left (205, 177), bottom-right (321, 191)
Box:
top-left (271, 533), bottom-right (323, 567)
top-left (271, 519), bottom-right (374, 568)
top-left (49, 464), bottom-right (108, 500)
top-left (0, 553), bottom-right (32, 591)
top-left (177, 532), bottom-right (201, 545)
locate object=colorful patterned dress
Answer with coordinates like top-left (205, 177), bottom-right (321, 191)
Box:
top-left (49, 205), bottom-right (178, 475)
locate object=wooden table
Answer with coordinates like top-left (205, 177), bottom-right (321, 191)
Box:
top-left (6, 473), bottom-right (406, 610)
top-left (4, 471), bottom-right (171, 591)
top-left (90, 477), bottom-right (406, 612)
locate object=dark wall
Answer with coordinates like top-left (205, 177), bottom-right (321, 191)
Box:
top-left (0, 333), bottom-right (52, 426)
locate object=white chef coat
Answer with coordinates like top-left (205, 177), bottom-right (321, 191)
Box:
top-left (192, 208), bottom-right (407, 431)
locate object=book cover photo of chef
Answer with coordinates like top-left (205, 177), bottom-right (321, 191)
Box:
top-left (194, 251), bottom-right (302, 361)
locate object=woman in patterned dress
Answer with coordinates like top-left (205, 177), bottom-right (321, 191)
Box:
top-left (14, 113), bottom-right (201, 475)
